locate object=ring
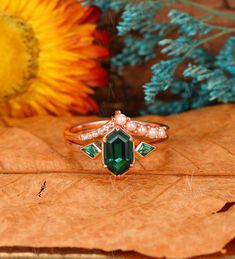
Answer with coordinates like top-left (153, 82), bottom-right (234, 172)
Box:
top-left (64, 111), bottom-right (169, 176)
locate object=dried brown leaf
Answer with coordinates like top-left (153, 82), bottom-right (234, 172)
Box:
top-left (1, 104), bottom-right (235, 175)
top-left (0, 105), bottom-right (235, 258)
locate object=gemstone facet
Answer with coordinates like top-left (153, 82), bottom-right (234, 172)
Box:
top-left (103, 129), bottom-right (134, 176)
top-left (136, 142), bottom-right (155, 157)
top-left (81, 143), bottom-right (101, 158)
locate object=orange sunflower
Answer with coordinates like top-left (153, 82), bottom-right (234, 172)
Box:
top-left (0, 0), bottom-right (109, 117)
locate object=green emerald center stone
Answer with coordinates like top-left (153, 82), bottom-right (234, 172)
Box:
top-left (104, 129), bottom-right (134, 176)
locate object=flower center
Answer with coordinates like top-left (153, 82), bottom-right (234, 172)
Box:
top-left (0, 11), bottom-right (39, 101)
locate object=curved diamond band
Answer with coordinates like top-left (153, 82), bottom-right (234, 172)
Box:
top-left (64, 111), bottom-right (169, 176)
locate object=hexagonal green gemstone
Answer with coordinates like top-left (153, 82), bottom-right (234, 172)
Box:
top-left (136, 142), bottom-right (155, 157)
top-left (104, 129), bottom-right (133, 176)
top-left (81, 143), bottom-right (100, 158)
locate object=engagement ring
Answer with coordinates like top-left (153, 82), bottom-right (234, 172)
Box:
top-left (64, 111), bottom-right (169, 176)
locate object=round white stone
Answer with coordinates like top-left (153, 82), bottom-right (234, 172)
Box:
top-left (104, 125), bottom-right (110, 130)
top-left (87, 133), bottom-right (93, 139)
top-left (80, 134), bottom-right (86, 140)
top-left (92, 131), bottom-right (99, 138)
top-left (108, 121), bottom-right (115, 128)
top-left (148, 127), bottom-right (158, 139)
top-left (98, 128), bottom-right (105, 135)
top-left (158, 127), bottom-right (166, 138)
top-left (115, 113), bottom-right (127, 125)
top-left (82, 134), bottom-right (89, 140)
top-left (137, 125), bottom-right (147, 136)
top-left (126, 121), bottom-right (137, 131)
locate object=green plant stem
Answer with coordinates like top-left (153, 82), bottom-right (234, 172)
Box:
top-left (199, 15), bottom-right (231, 31)
top-left (178, 0), bottom-right (235, 20)
top-left (185, 27), bottom-right (235, 58)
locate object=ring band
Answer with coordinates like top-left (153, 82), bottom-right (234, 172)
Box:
top-left (64, 111), bottom-right (169, 176)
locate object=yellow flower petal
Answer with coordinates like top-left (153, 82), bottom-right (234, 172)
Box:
top-left (0, 0), bottom-right (108, 117)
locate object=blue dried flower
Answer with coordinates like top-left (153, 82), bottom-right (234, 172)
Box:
top-left (112, 34), bottom-right (158, 71)
top-left (144, 58), bottom-right (182, 104)
top-left (169, 9), bottom-right (212, 36)
top-left (159, 37), bottom-right (199, 56)
top-left (117, 1), bottom-right (164, 36)
top-left (82, 0), bottom-right (126, 11)
top-left (183, 64), bottom-right (213, 82)
top-left (216, 37), bottom-right (235, 76)
top-left (83, 0), bottom-right (235, 115)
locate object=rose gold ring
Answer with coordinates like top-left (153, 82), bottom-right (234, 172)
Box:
top-left (64, 111), bottom-right (169, 176)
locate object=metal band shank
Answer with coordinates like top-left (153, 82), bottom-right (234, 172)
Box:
top-left (64, 119), bottom-right (169, 147)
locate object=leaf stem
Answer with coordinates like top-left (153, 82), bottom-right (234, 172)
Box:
top-left (178, 0), bottom-right (235, 20)
top-left (185, 27), bottom-right (235, 58)
top-left (199, 15), bottom-right (232, 31)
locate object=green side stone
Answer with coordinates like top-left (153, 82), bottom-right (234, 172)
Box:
top-left (104, 129), bottom-right (133, 176)
top-left (137, 142), bottom-right (155, 157)
top-left (81, 143), bottom-right (100, 158)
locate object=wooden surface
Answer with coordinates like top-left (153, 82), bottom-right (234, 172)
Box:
top-left (0, 105), bottom-right (235, 258)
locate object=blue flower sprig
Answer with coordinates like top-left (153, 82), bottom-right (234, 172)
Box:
top-left (83, 0), bottom-right (235, 114)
